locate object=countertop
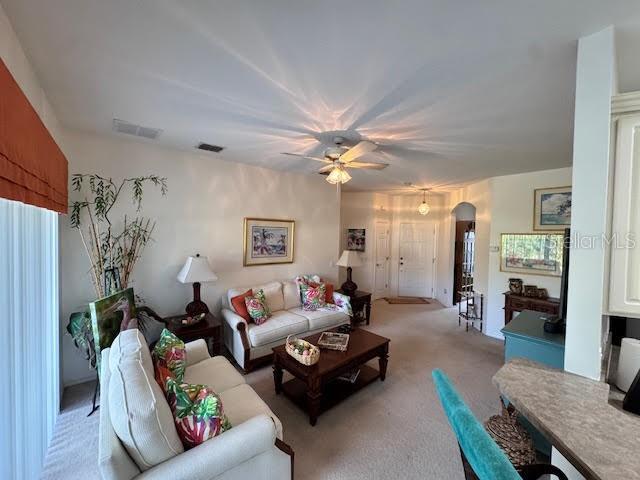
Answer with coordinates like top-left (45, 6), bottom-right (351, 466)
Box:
top-left (493, 359), bottom-right (640, 480)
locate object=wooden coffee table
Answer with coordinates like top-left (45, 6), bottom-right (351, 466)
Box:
top-left (272, 328), bottom-right (390, 426)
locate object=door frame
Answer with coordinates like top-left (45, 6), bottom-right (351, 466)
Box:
top-left (397, 221), bottom-right (437, 298)
top-left (373, 220), bottom-right (391, 300)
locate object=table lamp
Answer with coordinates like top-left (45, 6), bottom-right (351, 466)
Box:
top-left (336, 250), bottom-right (362, 296)
top-left (177, 254), bottom-right (218, 316)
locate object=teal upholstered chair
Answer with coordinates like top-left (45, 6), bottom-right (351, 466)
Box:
top-left (432, 369), bottom-right (567, 480)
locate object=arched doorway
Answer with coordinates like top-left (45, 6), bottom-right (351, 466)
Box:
top-left (452, 202), bottom-right (476, 305)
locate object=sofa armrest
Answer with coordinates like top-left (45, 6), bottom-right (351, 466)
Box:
top-left (137, 415), bottom-right (277, 480)
top-left (184, 339), bottom-right (211, 367)
top-left (221, 308), bottom-right (247, 330)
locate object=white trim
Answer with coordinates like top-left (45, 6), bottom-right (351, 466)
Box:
top-left (611, 91), bottom-right (640, 115)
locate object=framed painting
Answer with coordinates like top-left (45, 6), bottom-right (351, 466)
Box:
top-left (243, 218), bottom-right (295, 266)
top-left (500, 233), bottom-right (564, 277)
top-left (347, 228), bottom-right (366, 251)
top-left (534, 186), bottom-right (571, 231)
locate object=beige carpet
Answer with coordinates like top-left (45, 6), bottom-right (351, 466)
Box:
top-left (42, 300), bottom-right (504, 480)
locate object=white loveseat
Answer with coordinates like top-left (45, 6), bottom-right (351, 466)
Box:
top-left (98, 329), bottom-right (292, 480)
top-left (222, 279), bottom-right (350, 372)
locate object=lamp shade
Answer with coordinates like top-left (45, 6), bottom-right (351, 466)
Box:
top-left (177, 255), bottom-right (218, 284)
top-left (336, 250), bottom-right (363, 268)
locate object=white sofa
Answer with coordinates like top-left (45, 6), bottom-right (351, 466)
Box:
top-left (222, 279), bottom-right (350, 372)
top-left (98, 329), bottom-right (293, 480)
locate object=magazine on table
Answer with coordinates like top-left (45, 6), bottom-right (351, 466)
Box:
top-left (317, 331), bottom-right (349, 351)
top-left (337, 369), bottom-right (360, 383)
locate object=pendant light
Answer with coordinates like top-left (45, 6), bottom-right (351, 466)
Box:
top-left (418, 189), bottom-right (430, 215)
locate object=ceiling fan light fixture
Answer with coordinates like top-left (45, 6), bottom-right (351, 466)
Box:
top-left (417, 189), bottom-right (430, 215)
top-left (326, 166), bottom-right (352, 185)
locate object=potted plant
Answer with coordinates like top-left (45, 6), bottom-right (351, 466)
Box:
top-left (66, 174), bottom-right (167, 371)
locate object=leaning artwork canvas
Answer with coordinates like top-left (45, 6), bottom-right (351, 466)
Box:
top-left (89, 287), bottom-right (136, 373)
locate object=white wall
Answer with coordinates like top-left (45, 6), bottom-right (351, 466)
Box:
top-left (60, 129), bottom-right (341, 385)
top-left (564, 26), bottom-right (616, 381)
top-left (439, 180), bottom-right (492, 310)
top-left (486, 168), bottom-right (573, 338)
top-left (439, 168), bottom-right (572, 338)
top-left (339, 192), bottom-right (392, 295)
top-left (340, 192), bottom-right (444, 299)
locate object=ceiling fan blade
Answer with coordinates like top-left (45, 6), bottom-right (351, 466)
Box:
top-left (346, 161), bottom-right (389, 170)
top-left (317, 164), bottom-right (335, 174)
top-left (339, 140), bottom-right (377, 163)
top-left (281, 152), bottom-right (332, 163)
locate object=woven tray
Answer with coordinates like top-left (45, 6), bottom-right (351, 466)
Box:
top-left (285, 335), bottom-right (320, 366)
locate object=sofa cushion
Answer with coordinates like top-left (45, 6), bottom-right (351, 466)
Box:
top-left (183, 356), bottom-right (245, 393)
top-left (288, 307), bottom-right (349, 331)
top-left (219, 384), bottom-right (283, 440)
top-left (247, 310), bottom-right (308, 347)
top-left (282, 279), bottom-right (301, 310)
top-left (251, 281), bottom-right (284, 312)
top-left (108, 329), bottom-right (184, 471)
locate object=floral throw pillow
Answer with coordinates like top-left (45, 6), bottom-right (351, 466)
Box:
top-left (152, 329), bottom-right (186, 390)
top-left (255, 288), bottom-right (271, 316)
top-left (332, 291), bottom-right (353, 316)
top-left (300, 282), bottom-right (327, 311)
top-left (244, 290), bottom-right (270, 325)
top-left (165, 378), bottom-right (232, 449)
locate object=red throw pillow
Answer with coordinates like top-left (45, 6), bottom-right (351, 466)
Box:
top-left (231, 289), bottom-right (252, 322)
top-left (308, 281), bottom-right (334, 304)
top-left (323, 283), bottom-right (334, 303)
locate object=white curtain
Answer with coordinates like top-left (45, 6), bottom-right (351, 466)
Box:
top-left (0, 198), bottom-right (60, 479)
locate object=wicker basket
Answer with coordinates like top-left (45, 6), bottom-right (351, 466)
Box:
top-left (285, 335), bottom-right (320, 366)
top-left (484, 399), bottom-right (536, 468)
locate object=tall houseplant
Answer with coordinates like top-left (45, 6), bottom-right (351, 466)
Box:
top-left (67, 174), bottom-right (167, 370)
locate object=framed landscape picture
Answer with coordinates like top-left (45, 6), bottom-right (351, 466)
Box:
top-left (500, 233), bottom-right (564, 277)
top-left (534, 186), bottom-right (571, 230)
top-left (243, 218), bottom-right (295, 266)
top-left (346, 228), bottom-right (365, 251)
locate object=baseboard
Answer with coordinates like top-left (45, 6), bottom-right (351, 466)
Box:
top-left (63, 374), bottom-right (95, 388)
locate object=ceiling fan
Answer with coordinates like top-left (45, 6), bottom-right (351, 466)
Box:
top-left (282, 136), bottom-right (389, 184)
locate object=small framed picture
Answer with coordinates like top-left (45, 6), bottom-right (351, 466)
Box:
top-left (347, 228), bottom-right (365, 251)
top-left (534, 186), bottom-right (572, 231)
top-left (243, 218), bottom-right (295, 266)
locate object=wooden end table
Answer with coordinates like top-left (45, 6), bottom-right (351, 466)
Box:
top-left (336, 289), bottom-right (372, 325)
top-left (272, 327), bottom-right (389, 426)
top-left (165, 312), bottom-right (222, 356)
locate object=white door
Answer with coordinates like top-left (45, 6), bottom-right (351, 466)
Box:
top-left (398, 222), bottom-right (435, 297)
top-left (374, 221), bottom-right (390, 299)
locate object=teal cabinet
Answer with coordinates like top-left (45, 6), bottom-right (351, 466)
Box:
top-left (502, 310), bottom-right (565, 369)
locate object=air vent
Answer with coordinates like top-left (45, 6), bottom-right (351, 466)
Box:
top-left (112, 119), bottom-right (162, 140)
top-left (197, 143), bottom-right (224, 153)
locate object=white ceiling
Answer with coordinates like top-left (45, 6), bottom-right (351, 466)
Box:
top-left (3, 0), bottom-right (640, 191)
